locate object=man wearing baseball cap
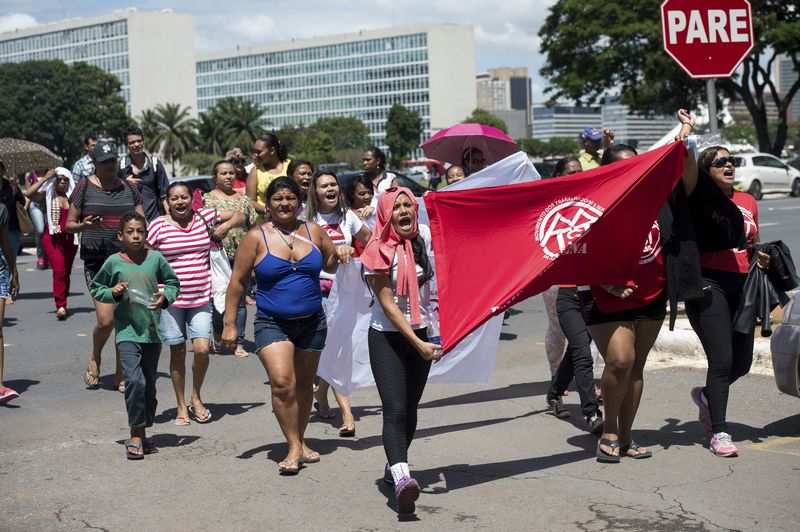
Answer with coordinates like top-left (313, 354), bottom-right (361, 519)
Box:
top-left (578, 127), bottom-right (603, 170)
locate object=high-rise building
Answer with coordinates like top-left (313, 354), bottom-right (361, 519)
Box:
top-left (475, 67), bottom-right (532, 139)
top-left (600, 96), bottom-right (676, 149)
top-left (532, 105), bottom-right (601, 141)
top-left (776, 54), bottom-right (799, 122)
top-left (196, 24), bottom-right (476, 149)
top-left (0, 9), bottom-right (197, 118)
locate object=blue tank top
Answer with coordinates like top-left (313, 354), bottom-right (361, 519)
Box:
top-left (255, 224), bottom-right (323, 318)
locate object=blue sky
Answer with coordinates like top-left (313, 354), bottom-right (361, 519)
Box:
top-left (0, 0), bottom-right (556, 101)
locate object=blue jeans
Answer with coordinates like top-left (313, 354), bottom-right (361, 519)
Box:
top-left (28, 202), bottom-right (47, 261)
top-left (118, 341), bottom-right (161, 428)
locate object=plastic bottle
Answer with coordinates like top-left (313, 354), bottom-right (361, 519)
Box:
top-left (427, 305), bottom-right (441, 346)
top-left (127, 287), bottom-right (158, 306)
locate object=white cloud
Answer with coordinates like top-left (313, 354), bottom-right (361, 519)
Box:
top-left (474, 22), bottom-right (541, 52)
top-left (0, 13), bottom-right (41, 35)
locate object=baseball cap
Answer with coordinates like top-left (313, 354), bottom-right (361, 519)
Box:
top-left (581, 127), bottom-right (602, 141)
top-left (92, 141), bottom-right (118, 162)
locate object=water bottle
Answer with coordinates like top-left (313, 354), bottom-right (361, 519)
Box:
top-left (127, 287), bottom-right (158, 306)
top-left (427, 305), bottom-right (441, 346)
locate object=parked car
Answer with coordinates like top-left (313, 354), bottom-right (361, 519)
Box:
top-left (770, 293), bottom-right (800, 398)
top-left (338, 171), bottom-right (433, 198)
top-left (731, 153), bottom-right (800, 200)
top-left (788, 156), bottom-right (800, 172)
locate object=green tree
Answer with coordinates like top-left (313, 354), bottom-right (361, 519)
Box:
top-left (538, 0), bottom-right (800, 155)
top-left (463, 108), bottom-right (509, 133)
top-left (211, 97), bottom-right (268, 150)
top-left (385, 104), bottom-right (422, 168)
top-left (145, 103), bottom-right (198, 177)
top-left (547, 137), bottom-right (580, 157)
top-left (181, 152), bottom-right (219, 175)
top-left (314, 116), bottom-right (371, 151)
top-left (197, 111), bottom-right (232, 156)
top-left (0, 60), bottom-right (130, 164)
top-left (293, 129), bottom-right (336, 164)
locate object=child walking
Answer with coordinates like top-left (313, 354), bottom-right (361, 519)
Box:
top-left (90, 212), bottom-right (180, 459)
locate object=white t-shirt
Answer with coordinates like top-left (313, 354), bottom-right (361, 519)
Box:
top-left (370, 171), bottom-right (397, 207)
top-left (314, 210), bottom-right (364, 280)
top-left (365, 224), bottom-right (432, 331)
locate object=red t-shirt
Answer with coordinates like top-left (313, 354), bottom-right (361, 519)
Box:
top-left (592, 220), bottom-right (666, 313)
top-left (699, 191), bottom-right (758, 274)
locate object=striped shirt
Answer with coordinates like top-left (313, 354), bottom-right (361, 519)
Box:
top-left (147, 208), bottom-right (219, 308)
top-left (70, 178), bottom-right (142, 261)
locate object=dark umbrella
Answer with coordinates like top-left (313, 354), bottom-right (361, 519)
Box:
top-left (0, 138), bottom-right (63, 177)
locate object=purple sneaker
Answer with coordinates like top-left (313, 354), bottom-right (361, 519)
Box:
top-left (394, 476), bottom-right (420, 514)
top-left (709, 432), bottom-right (739, 457)
top-left (690, 387), bottom-right (713, 432)
top-left (383, 464), bottom-right (393, 485)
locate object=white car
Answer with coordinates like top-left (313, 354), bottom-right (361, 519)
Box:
top-left (732, 153), bottom-right (800, 200)
top-left (771, 293), bottom-right (800, 398)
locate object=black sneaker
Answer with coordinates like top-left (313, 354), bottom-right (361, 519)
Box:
top-left (586, 413), bottom-right (604, 435)
top-left (546, 393), bottom-right (570, 419)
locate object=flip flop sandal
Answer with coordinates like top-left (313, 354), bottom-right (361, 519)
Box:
top-left (339, 425), bottom-right (356, 438)
top-left (84, 369), bottom-right (100, 390)
top-left (124, 439), bottom-right (145, 460)
top-left (596, 437), bottom-right (621, 463)
top-left (188, 405), bottom-right (212, 423)
top-left (278, 459), bottom-right (301, 475)
top-left (301, 450), bottom-right (320, 464)
top-left (313, 401), bottom-right (335, 419)
top-left (143, 439), bottom-right (158, 455)
top-left (620, 441), bottom-right (652, 459)
top-left (174, 415), bottom-right (191, 426)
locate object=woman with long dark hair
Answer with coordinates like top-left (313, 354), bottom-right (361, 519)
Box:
top-left (686, 146), bottom-right (770, 457)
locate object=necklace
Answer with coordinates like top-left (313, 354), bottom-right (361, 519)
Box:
top-left (271, 222), bottom-right (297, 250)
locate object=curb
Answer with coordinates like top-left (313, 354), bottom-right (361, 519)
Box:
top-left (651, 316), bottom-right (773, 376)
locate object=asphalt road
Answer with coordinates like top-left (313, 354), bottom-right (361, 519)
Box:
top-left (1, 196), bottom-right (799, 530)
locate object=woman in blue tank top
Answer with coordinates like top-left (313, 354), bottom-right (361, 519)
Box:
top-left (222, 177), bottom-right (343, 475)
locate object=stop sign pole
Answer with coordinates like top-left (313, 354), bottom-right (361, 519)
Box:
top-left (660, 0), bottom-right (755, 135)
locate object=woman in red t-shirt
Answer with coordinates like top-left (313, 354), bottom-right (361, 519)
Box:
top-left (582, 111), bottom-right (698, 463)
top-left (685, 146), bottom-right (771, 458)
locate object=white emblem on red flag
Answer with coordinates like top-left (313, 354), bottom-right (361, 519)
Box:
top-left (535, 197), bottom-right (605, 260)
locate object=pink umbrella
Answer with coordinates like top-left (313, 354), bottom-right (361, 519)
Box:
top-left (420, 123), bottom-right (518, 167)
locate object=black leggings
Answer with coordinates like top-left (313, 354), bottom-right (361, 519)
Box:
top-left (368, 327), bottom-right (431, 465)
top-left (685, 269), bottom-right (753, 433)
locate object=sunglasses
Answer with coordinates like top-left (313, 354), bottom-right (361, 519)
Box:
top-left (711, 156), bottom-right (736, 168)
top-left (229, 158), bottom-right (245, 165)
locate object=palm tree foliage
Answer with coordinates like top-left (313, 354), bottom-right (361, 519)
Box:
top-left (198, 97), bottom-right (268, 154)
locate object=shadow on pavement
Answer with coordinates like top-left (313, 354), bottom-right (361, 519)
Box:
top-left (2, 378), bottom-right (39, 394)
top-left (117, 433), bottom-right (201, 448)
top-left (499, 332), bottom-right (518, 341)
top-left (239, 412), bottom-right (538, 460)
top-left (418, 381), bottom-right (551, 409)
top-left (153, 402), bottom-right (265, 424)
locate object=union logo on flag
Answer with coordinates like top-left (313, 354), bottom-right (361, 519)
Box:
top-left (534, 196), bottom-right (604, 260)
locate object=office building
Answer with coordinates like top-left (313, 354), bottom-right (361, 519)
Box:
top-left (776, 54), bottom-right (798, 122)
top-left (532, 105), bottom-right (601, 141)
top-left (600, 96), bottom-right (676, 149)
top-left (0, 9), bottom-right (197, 117)
top-left (476, 67), bottom-right (532, 139)
top-left (197, 24), bottom-right (476, 149)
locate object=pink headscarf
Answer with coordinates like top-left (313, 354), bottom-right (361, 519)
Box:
top-left (360, 188), bottom-right (422, 324)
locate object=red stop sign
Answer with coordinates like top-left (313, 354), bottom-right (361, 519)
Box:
top-left (661, 0), bottom-right (754, 78)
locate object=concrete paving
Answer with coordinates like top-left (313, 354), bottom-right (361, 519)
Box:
top-left (2, 251), bottom-right (799, 531)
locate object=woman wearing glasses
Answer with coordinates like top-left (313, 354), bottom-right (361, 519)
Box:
top-left (225, 148), bottom-right (249, 195)
top-left (686, 147), bottom-right (770, 458)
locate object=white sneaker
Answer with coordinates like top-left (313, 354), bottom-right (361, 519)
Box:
top-left (709, 432), bottom-right (739, 457)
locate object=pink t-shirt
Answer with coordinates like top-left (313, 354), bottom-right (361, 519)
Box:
top-left (147, 208), bottom-right (219, 308)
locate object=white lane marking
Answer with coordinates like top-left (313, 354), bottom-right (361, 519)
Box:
top-left (759, 222), bottom-right (779, 227)
top-left (770, 205), bottom-right (800, 211)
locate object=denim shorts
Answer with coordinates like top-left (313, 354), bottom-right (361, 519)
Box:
top-left (0, 255), bottom-right (8, 298)
top-left (254, 309), bottom-right (327, 353)
top-left (160, 303), bottom-right (212, 345)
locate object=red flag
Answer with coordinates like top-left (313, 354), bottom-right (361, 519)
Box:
top-left (425, 142), bottom-right (687, 353)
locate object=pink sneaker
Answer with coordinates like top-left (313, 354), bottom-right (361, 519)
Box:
top-left (394, 476), bottom-right (420, 514)
top-left (709, 432), bottom-right (739, 457)
top-left (690, 386), bottom-right (713, 432)
top-left (0, 386), bottom-right (19, 405)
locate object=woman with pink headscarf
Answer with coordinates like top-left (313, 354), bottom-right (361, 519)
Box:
top-left (362, 187), bottom-right (441, 515)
